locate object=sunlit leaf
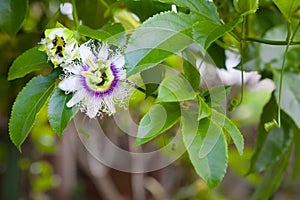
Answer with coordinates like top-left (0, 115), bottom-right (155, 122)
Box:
top-left (158, 0), bottom-right (220, 22)
top-left (198, 96), bottom-right (211, 120)
top-left (8, 47), bottom-right (50, 81)
top-left (77, 23), bottom-right (125, 46)
top-left (9, 70), bottom-right (59, 150)
top-left (183, 50), bottom-right (200, 91)
top-left (182, 107), bottom-right (227, 188)
top-left (126, 11), bottom-right (194, 76)
top-left (273, 0), bottom-right (300, 22)
top-left (135, 102), bottom-right (180, 145)
top-left (157, 74), bottom-right (196, 102)
top-left (212, 110), bottom-right (244, 155)
top-left (193, 17), bottom-right (242, 51)
top-left (141, 64), bottom-right (165, 98)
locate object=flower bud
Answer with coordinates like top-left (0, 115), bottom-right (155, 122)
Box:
top-left (233, 0), bottom-right (259, 15)
top-left (113, 8), bottom-right (140, 33)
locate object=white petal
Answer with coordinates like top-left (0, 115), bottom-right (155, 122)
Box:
top-left (60, 3), bottom-right (73, 15)
top-left (112, 55), bottom-right (125, 68)
top-left (86, 97), bottom-right (101, 118)
top-left (79, 42), bottom-right (93, 62)
top-left (98, 43), bottom-right (109, 61)
top-left (104, 96), bottom-right (116, 114)
top-left (66, 89), bottom-right (86, 107)
top-left (48, 28), bottom-right (64, 39)
top-left (65, 40), bottom-right (78, 56)
top-left (65, 65), bottom-right (82, 74)
top-left (58, 76), bottom-right (81, 92)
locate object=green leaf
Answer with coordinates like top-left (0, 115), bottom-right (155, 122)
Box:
top-left (193, 17), bottom-right (242, 51)
top-left (292, 126), bottom-right (300, 181)
top-left (249, 113), bottom-right (293, 173)
top-left (212, 110), bottom-right (244, 155)
top-left (48, 89), bottom-right (80, 137)
top-left (157, 74), bottom-right (196, 102)
top-left (141, 64), bottom-right (165, 97)
top-left (273, 72), bottom-right (300, 129)
top-left (249, 94), bottom-right (277, 173)
top-left (207, 42), bottom-right (226, 69)
top-left (126, 11), bottom-right (194, 76)
top-left (252, 117), bottom-right (293, 172)
top-left (157, 0), bottom-right (220, 22)
top-left (198, 96), bottom-right (211, 120)
top-left (135, 102), bottom-right (180, 145)
top-left (9, 70), bottom-right (59, 150)
top-left (182, 107), bottom-right (227, 188)
top-left (77, 23), bottom-right (125, 46)
top-left (123, 0), bottom-right (171, 22)
top-left (75, 0), bottom-right (107, 28)
top-left (182, 50), bottom-right (200, 91)
top-left (251, 143), bottom-right (293, 200)
top-left (273, 0), bottom-right (300, 22)
top-left (8, 47), bottom-right (50, 81)
top-left (0, 0), bottom-right (28, 36)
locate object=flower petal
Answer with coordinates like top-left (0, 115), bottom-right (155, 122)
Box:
top-left (66, 64), bottom-right (82, 74)
top-left (98, 43), bottom-right (109, 61)
top-left (79, 42), bottom-right (93, 62)
top-left (58, 76), bottom-right (81, 92)
top-left (66, 89), bottom-right (86, 107)
top-left (86, 97), bottom-right (101, 118)
top-left (104, 96), bottom-right (116, 115)
top-left (112, 55), bottom-right (125, 68)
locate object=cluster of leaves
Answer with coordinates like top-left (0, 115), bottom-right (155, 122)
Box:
top-left (2, 0), bottom-right (300, 199)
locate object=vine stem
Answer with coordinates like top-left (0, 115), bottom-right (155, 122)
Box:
top-left (277, 21), bottom-right (300, 127)
top-left (245, 36), bottom-right (300, 45)
top-left (236, 16), bottom-right (247, 106)
top-left (71, 0), bottom-right (79, 28)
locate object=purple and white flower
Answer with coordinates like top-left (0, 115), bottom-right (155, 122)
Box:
top-left (58, 40), bottom-right (130, 118)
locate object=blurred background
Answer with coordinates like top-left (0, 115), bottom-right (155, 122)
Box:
top-left (1, 0), bottom-right (300, 199)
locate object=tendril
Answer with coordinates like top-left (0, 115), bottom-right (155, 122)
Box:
top-left (265, 21), bottom-right (300, 131)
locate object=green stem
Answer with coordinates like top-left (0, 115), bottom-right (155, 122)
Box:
top-left (71, 0), bottom-right (79, 28)
top-left (237, 16), bottom-right (247, 106)
top-left (229, 31), bottom-right (240, 42)
top-left (277, 22), bottom-right (300, 127)
top-left (98, 0), bottom-right (110, 9)
top-left (245, 37), bottom-right (300, 45)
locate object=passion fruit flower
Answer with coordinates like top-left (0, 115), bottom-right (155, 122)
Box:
top-left (58, 40), bottom-right (131, 118)
top-left (39, 27), bottom-right (79, 67)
